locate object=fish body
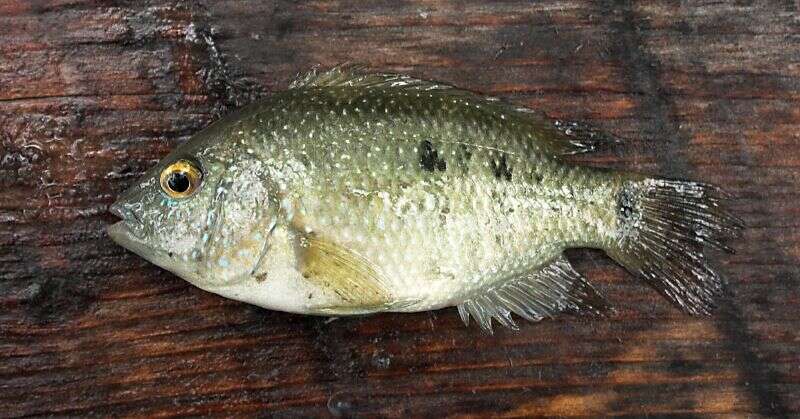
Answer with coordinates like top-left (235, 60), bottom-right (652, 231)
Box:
top-left (108, 68), bottom-right (741, 332)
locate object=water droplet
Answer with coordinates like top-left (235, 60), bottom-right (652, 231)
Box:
top-left (371, 350), bottom-right (392, 369)
top-left (327, 394), bottom-right (352, 417)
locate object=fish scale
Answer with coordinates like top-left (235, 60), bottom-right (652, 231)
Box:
top-left (108, 67), bottom-right (741, 332)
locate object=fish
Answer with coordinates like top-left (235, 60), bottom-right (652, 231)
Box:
top-left (108, 66), bottom-right (742, 333)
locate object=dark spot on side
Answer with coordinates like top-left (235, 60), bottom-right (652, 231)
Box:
top-left (438, 205), bottom-right (451, 224)
top-left (454, 144), bottom-right (474, 173)
top-left (418, 140), bottom-right (446, 172)
top-left (168, 251), bottom-right (174, 258)
top-left (458, 144), bottom-right (473, 162)
top-left (490, 154), bottom-right (513, 181)
top-left (617, 185), bottom-right (637, 221)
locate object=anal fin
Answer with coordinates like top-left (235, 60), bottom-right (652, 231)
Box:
top-left (457, 256), bottom-right (611, 334)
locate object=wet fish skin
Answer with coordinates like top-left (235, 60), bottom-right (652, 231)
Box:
top-left (108, 67), bottom-right (741, 331)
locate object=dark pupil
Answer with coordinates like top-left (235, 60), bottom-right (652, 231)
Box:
top-left (167, 172), bottom-right (191, 193)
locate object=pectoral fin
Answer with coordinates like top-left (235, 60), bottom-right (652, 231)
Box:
top-left (295, 232), bottom-right (405, 313)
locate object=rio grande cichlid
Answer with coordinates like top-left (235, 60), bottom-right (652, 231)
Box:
top-left (108, 67), bottom-right (742, 332)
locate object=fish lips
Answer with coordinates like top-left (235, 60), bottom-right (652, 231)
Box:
top-left (107, 202), bottom-right (148, 255)
top-left (107, 202), bottom-right (201, 284)
top-left (107, 218), bottom-right (136, 248)
top-left (107, 205), bottom-right (177, 275)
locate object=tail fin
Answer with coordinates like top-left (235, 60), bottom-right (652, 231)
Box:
top-left (608, 178), bottom-right (744, 314)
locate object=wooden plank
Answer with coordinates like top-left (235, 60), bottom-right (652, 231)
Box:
top-left (1, 0), bottom-right (799, 417)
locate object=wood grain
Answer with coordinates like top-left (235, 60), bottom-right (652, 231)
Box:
top-left (2, 1), bottom-right (799, 417)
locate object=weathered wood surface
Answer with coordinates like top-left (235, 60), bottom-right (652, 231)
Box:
top-left (1, 1), bottom-right (799, 417)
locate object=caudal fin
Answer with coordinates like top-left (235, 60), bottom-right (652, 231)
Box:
top-left (608, 178), bottom-right (744, 314)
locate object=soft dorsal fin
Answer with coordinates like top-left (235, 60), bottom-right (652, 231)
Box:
top-left (457, 255), bottom-right (611, 334)
top-left (290, 65), bottom-right (620, 156)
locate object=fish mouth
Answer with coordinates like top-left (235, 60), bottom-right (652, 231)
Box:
top-left (107, 218), bottom-right (137, 247)
top-left (107, 204), bottom-right (161, 266)
top-left (107, 219), bottom-right (171, 276)
top-left (107, 202), bottom-right (201, 286)
top-left (109, 202), bottom-right (126, 220)
top-left (109, 202), bottom-right (141, 225)
top-left (107, 202), bottom-right (144, 246)
top-left (107, 219), bottom-right (133, 247)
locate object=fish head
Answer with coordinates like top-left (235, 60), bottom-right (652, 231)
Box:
top-left (107, 122), bottom-right (255, 285)
top-left (108, 161), bottom-right (220, 282)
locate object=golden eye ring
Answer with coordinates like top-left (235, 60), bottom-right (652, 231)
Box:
top-left (160, 159), bottom-right (203, 198)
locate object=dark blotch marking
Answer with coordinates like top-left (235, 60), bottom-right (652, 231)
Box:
top-left (617, 184), bottom-right (637, 221)
top-left (458, 144), bottom-right (473, 162)
top-left (490, 154), bottom-right (512, 181)
top-left (418, 140), bottom-right (446, 172)
top-left (453, 144), bottom-right (474, 174)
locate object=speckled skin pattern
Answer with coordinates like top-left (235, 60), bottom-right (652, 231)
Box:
top-left (108, 73), bottom-right (628, 315)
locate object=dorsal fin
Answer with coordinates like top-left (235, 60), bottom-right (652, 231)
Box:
top-left (290, 64), bottom-right (453, 91)
top-left (457, 255), bottom-right (612, 334)
top-left (290, 65), bottom-right (620, 156)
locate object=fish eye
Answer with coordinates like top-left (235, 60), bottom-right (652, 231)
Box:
top-left (160, 159), bottom-right (203, 199)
